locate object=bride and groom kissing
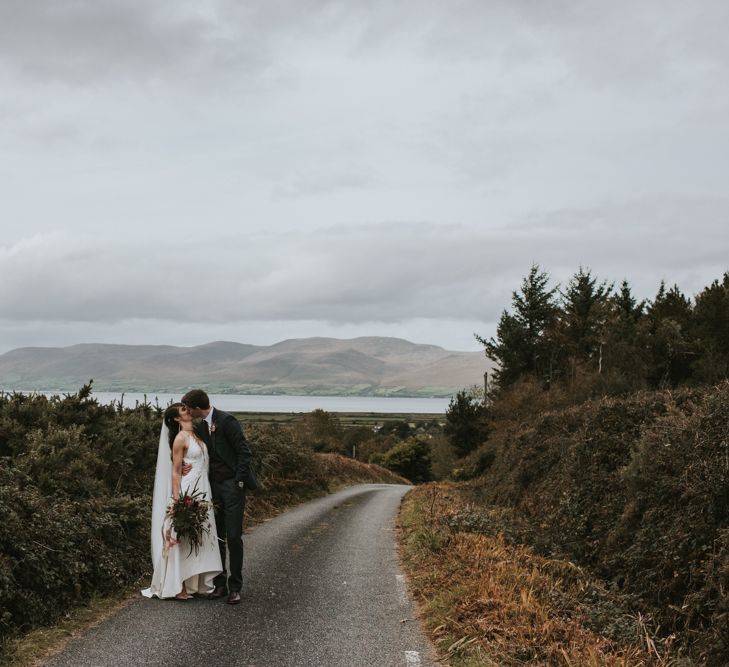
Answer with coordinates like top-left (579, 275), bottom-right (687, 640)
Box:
top-left (142, 389), bottom-right (258, 605)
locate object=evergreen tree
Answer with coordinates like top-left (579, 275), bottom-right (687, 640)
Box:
top-left (600, 280), bottom-right (648, 392)
top-left (649, 281), bottom-right (693, 324)
top-left (641, 282), bottom-right (695, 387)
top-left (557, 267), bottom-right (612, 372)
top-left (691, 272), bottom-right (729, 382)
top-left (476, 264), bottom-right (559, 388)
top-left (613, 279), bottom-right (645, 323)
top-left (444, 389), bottom-right (488, 457)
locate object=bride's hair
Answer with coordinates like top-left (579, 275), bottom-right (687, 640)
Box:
top-left (163, 403), bottom-right (185, 448)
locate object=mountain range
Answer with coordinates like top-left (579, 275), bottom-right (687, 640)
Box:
top-left (0, 337), bottom-right (493, 397)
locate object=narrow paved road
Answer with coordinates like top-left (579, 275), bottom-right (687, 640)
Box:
top-left (43, 484), bottom-right (437, 667)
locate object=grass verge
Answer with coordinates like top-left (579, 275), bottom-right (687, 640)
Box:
top-left (0, 589), bottom-right (139, 667)
top-left (399, 484), bottom-right (686, 667)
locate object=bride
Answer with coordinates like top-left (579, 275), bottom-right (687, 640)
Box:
top-left (142, 403), bottom-right (222, 599)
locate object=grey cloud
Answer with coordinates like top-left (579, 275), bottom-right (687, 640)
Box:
top-left (2, 202), bottom-right (726, 331)
top-left (0, 227), bottom-right (500, 324)
top-left (511, 198), bottom-right (729, 299)
top-left (272, 162), bottom-right (377, 200)
top-left (3, 0), bottom-right (727, 92)
top-left (343, 0), bottom-right (729, 93)
top-left (0, 0), bottom-right (266, 86)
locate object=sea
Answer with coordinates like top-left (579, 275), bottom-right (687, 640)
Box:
top-left (13, 391), bottom-right (450, 414)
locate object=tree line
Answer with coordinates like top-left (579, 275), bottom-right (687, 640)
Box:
top-left (443, 265), bottom-right (729, 459)
top-left (479, 264), bottom-right (729, 394)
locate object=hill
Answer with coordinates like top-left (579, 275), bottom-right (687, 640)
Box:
top-left (0, 337), bottom-right (493, 397)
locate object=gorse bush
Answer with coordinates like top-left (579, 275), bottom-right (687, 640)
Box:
top-left (0, 386), bottom-right (160, 649)
top-left (465, 382), bottom-right (729, 665)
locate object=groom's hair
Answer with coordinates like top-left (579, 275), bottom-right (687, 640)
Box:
top-left (182, 389), bottom-right (210, 410)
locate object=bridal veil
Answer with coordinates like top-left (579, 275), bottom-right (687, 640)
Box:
top-left (149, 421), bottom-right (172, 563)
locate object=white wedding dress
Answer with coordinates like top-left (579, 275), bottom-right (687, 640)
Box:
top-left (142, 430), bottom-right (222, 599)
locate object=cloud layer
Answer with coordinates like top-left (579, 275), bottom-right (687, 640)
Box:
top-left (2, 198), bottom-right (726, 326)
top-left (1, 1), bottom-right (727, 352)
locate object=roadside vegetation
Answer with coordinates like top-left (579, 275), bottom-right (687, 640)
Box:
top-left (399, 266), bottom-right (729, 666)
top-left (401, 484), bottom-right (674, 666)
top-left (0, 385), bottom-right (406, 664)
top-left (273, 406), bottom-right (445, 486)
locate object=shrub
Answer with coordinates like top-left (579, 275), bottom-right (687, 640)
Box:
top-left (294, 409), bottom-right (344, 453)
top-left (0, 387), bottom-right (159, 648)
top-left (444, 389), bottom-right (488, 456)
top-left (467, 382), bottom-right (729, 664)
top-left (376, 438), bottom-right (432, 484)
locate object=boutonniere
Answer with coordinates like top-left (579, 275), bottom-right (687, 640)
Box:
top-left (210, 423), bottom-right (217, 434)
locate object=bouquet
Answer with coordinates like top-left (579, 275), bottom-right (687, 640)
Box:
top-left (165, 479), bottom-right (212, 556)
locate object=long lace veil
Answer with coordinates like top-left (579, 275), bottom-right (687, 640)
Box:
top-left (150, 421), bottom-right (172, 563)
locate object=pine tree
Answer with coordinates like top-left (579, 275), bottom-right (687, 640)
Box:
top-left (613, 279), bottom-right (645, 323)
top-left (691, 272), bottom-right (729, 382)
top-left (641, 281), bottom-right (695, 387)
top-left (445, 389), bottom-right (488, 457)
top-left (600, 280), bottom-right (648, 392)
top-left (476, 264), bottom-right (559, 388)
top-left (558, 267), bottom-right (612, 372)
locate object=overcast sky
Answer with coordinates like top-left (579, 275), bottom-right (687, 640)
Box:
top-left (1, 0), bottom-right (727, 354)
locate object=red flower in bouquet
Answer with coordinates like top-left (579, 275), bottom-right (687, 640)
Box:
top-left (166, 479), bottom-right (211, 556)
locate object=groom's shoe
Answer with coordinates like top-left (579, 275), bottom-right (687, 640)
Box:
top-left (226, 592), bottom-right (241, 605)
top-left (207, 586), bottom-right (228, 599)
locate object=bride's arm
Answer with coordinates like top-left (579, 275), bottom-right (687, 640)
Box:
top-left (171, 433), bottom-right (187, 501)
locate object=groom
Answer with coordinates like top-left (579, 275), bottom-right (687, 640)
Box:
top-left (181, 389), bottom-right (258, 605)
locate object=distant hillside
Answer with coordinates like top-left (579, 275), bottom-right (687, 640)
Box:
top-left (0, 337), bottom-right (494, 397)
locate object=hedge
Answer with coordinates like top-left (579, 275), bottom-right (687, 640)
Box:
top-left (465, 382), bottom-right (729, 664)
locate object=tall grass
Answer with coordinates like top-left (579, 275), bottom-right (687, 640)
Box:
top-left (400, 485), bottom-right (680, 666)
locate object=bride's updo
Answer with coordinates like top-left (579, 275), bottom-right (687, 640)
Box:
top-left (163, 403), bottom-right (184, 448)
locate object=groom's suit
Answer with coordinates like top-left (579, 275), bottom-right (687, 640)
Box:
top-left (203, 409), bottom-right (258, 491)
top-left (196, 408), bottom-right (258, 594)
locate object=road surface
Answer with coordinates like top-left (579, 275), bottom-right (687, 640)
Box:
top-left (42, 484), bottom-right (437, 667)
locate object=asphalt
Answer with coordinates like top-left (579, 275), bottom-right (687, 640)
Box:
top-left (42, 484), bottom-right (438, 667)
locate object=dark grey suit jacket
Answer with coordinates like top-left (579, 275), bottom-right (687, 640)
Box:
top-left (200, 408), bottom-right (258, 491)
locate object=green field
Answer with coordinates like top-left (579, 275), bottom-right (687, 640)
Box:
top-left (232, 411), bottom-right (444, 428)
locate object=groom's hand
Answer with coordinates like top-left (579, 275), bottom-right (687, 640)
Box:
top-left (181, 461), bottom-right (192, 475)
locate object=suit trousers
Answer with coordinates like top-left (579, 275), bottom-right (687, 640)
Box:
top-left (211, 478), bottom-right (245, 593)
